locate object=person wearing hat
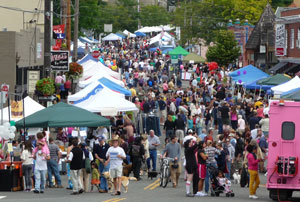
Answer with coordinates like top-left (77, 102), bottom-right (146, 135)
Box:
top-left (106, 136), bottom-right (126, 196)
top-left (93, 136), bottom-right (110, 193)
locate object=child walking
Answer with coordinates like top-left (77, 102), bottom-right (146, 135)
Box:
top-left (91, 162), bottom-right (100, 192)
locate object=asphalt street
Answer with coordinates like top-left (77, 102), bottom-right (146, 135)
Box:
top-left (1, 171), bottom-right (300, 202)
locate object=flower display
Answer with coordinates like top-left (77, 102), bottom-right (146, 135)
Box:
top-left (66, 62), bottom-right (83, 80)
top-left (35, 78), bottom-right (55, 96)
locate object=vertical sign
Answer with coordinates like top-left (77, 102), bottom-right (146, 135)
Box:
top-left (275, 24), bottom-right (286, 56)
top-left (27, 71), bottom-right (40, 94)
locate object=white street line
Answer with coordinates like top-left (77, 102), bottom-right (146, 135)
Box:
top-left (0, 196), bottom-right (6, 200)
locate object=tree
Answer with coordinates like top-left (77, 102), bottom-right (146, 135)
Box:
top-left (271, 0), bottom-right (293, 8)
top-left (206, 30), bottom-right (240, 67)
top-left (139, 5), bottom-right (171, 26)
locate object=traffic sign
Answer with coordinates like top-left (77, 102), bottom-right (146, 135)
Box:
top-left (1, 84), bottom-right (9, 104)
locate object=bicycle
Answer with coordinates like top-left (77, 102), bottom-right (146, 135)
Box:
top-left (159, 157), bottom-right (174, 188)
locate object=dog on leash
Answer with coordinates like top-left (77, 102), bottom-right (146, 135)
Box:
top-left (233, 171), bottom-right (241, 184)
top-left (147, 171), bottom-right (158, 180)
top-left (122, 163), bottom-right (132, 177)
top-left (102, 172), bottom-right (137, 193)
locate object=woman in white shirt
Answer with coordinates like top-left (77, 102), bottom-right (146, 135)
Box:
top-left (237, 115), bottom-right (246, 134)
top-left (21, 141), bottom-right (34, 191)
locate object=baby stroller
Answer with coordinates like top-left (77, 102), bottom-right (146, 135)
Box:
top-left (207, 165), bottom-right (235, 197)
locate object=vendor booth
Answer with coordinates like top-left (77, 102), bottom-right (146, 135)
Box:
top-left (271, 76), bottom-right (300, 96)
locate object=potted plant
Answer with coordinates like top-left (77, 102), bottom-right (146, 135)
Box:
top-left (35, 78), bottom-right (55, 96)
top-left (66, 62), bottom-right (83, 81)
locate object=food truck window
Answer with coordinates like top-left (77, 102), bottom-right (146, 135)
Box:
top-left (282, 122), bottom-right (295, 140)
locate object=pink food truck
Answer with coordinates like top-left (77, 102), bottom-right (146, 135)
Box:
top-left (267, 100), bottom-right (299, 200)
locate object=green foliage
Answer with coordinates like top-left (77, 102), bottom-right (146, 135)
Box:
top-left (271, 0), bottom-right (293, 8)
top-left (206, 30), bottom-right (240, 67)
top-left (36, 78), bottom-right (55, 96)
top-left (140, 5), bottom-right (171, 26)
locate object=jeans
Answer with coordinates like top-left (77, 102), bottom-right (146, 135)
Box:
top-left (147, 149), bottom-right (157, 171)
top-left (225, 161), bottom-right (231, 179)
top-left (166, 130), bottom-right (174, 139)
top-left (34, 169), bottom-right (47, 192)
top-left (248, 170), bottom-right (260, 195)
top-left (67, 163), bottom-right (73, 189)
top-left (47, 159), bottom-right (62, 186)
top-left (99, 162), bottom-right (110, 191)
top-left (218, 118), bottom-right (223, 134)
top-left (23, 164), bottom-right (32, 190)
top-left (196, 127), bottom-right (202, 136)
top-left (205, 163), bottom-right (217, 193)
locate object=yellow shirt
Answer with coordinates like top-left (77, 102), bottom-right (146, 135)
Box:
top-left (130, 88), bottom-right (136, 97)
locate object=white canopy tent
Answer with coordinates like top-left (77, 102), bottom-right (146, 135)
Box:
top-left (68, 81), bottom-right (125, 102)
top-left (123, 30), bottom-right (136, 38)
top-left (271, 76), bottom-right (300, 95)
top-left (2, 96), bottom-right (45, 122)
top-left (74, 87), bottom-right (138, 116)
top-left (135, 25), bottom-right (174, 33)
top-left (149, 32), bottom-right (174, 45)
top-left (78, 73), bottom-right (124, 89)
top-left (102, 33), bottom-right (122, 41)
top-left (81, 60), bottom-right (120, 80)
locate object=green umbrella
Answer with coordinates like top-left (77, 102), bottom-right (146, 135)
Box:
top-left (15, 102), bottom-right (111, 128)
top-left (168, 46), bottom-right (189, 56)
top-left (183, 53), bottom-right (205, 63)
top-left (257, 74), bottom-right (291, 86)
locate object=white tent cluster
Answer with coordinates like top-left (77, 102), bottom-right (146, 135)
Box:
top-left (68, 54), bottom-right (138, 116)
top-left (135, 25), bottom-right (174, 33)
top-left (271, 76), bottom-right (300, 95)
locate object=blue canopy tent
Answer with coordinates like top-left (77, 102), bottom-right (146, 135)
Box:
top-left (115, 33), bottom-right (126, 39)
top-left (78, 54), bottom-right (98, 65)
top-left (244, 80), bottom-right (272, 91)
top-left (149, 47), bottom-right (158, 52)
top-left (135, 32), bottom-right (146, 37)
top-left (230, 65), bottom-right (269, 84)
top-left (98, 77), bottom-right (131, 96)
top-left (162, 48), bottom-right (173, 54)
top-left (281, 87), bottom-right (300, 96)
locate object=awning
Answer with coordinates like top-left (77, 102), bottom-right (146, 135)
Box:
top-left (269, 62), bottom-right (288, 73)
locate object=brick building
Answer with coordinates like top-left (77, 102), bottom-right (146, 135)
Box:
top-left (270, 7), bottom-right (300, 73)
top-left (228, 19), bottom-right (254, 67)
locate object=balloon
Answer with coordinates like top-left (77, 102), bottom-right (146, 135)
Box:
top-left (10, 121), bottom-right (16, 126)
top-left (111, 61), bottom-right (114, 65)
top-left (154, 52), bottom-right (157, 56)
top-left (237, 71), bottom-right (241, 76)
top-left (0, 143), bottom-right (2, 149)
top-left (180, 65), bottom-right (184, 70)
top-left (243, 70), bottom-right (247, 75)
top-left (10, 126), bottom-right (16, 133)
top-left (238, 80), bottom-right (242, 84)
top-left (2, 132), bottom-right (9, 140)
top-left (9, 133), bottom-right (15, 139)
top-left (108, 65), bottom-right (112, 69)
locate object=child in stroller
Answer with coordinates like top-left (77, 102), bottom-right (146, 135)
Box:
top-left (208, 165), bottom-right (234, 197)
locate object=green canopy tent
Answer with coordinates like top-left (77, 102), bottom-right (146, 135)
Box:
top-left (15, 102), bottom-right (111, 128)
top-left (183, 53), bottom-right (205, 63)
top-left (256, 74), bottom-right (291, 86)
top-left (168, 46), bottom-right (189, 56)
top-left (281, 88), bottom-right (300, 101)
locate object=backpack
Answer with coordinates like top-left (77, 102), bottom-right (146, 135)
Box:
top-left (84, 152), bottom-right (91, 173)
top-left (131, 144), bottom-right (141, 157)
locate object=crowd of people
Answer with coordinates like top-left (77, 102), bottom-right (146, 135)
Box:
top-left (0, 37), bottom-right (270, 200)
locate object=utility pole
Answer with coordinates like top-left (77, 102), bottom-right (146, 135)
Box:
top-left (73, 0), bottom-right (79, 62)
top-left (66, 0), bottom-right (71, 51)
top-left (44, 0), bottom-right (52, 78)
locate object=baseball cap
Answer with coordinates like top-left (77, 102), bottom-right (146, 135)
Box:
top-left (98, 136), bottom-right (105, 141)
top-left (188, 129), bottom-right (193, 134)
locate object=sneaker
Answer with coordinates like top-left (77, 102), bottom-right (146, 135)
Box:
top-left (252, 195), bottom-right (259, 199)
top-left (202, 192), bottom-right (208, 196)
top-left (40, 191), bottom-right (44, 194)
top-left (195, 192), bottom-right (204, 197)
top-left (79, 189), bottom-right (84, 194)
top-left (33, 190), bottom-right (39, 194)
top-left (186, 193), bottom-right (194, 197)
top-left (249, 195), bottom-right (253, 199)
top-left (70, 192), bottom-right (79, 195)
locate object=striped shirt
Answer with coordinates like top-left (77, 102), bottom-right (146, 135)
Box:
top-left (49, 143), bottom-right (60, 161)
top-left (204, 146), bottom-right (220, 164)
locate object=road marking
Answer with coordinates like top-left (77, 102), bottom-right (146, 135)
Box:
top-left (144, 179), bottom-right (160, 190)
top-left (101, 198), bottom-right (126, 202)
top-left (0, 196), bottom-right (6, 200)
top-left (149, 183), bottom-right (160, 190)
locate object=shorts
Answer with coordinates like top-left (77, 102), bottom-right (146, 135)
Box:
top-left (110, 166), bottom-right (123, 178)
top-left (175, 129), bottom-right (184, 140)
top-left (197, 164), bottom-right (206, 179)
top-left (221, 117), bottom-right (230, 125)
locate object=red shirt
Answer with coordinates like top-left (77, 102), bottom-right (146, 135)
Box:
top-left (64, 80), bottom-right (71, 89)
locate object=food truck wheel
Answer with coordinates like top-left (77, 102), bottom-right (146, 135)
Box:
top-left (269, 189), bottom-right (292, 201)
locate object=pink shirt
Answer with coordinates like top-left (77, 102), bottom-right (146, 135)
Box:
top-left (247, 153), bottom-right (260, 171)
top-left (55, 76), bottom-right (63, 84)
top-left (231, 113), bottom-right (237, 121)
top-left (162, 83), bottom-right (168, 91)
